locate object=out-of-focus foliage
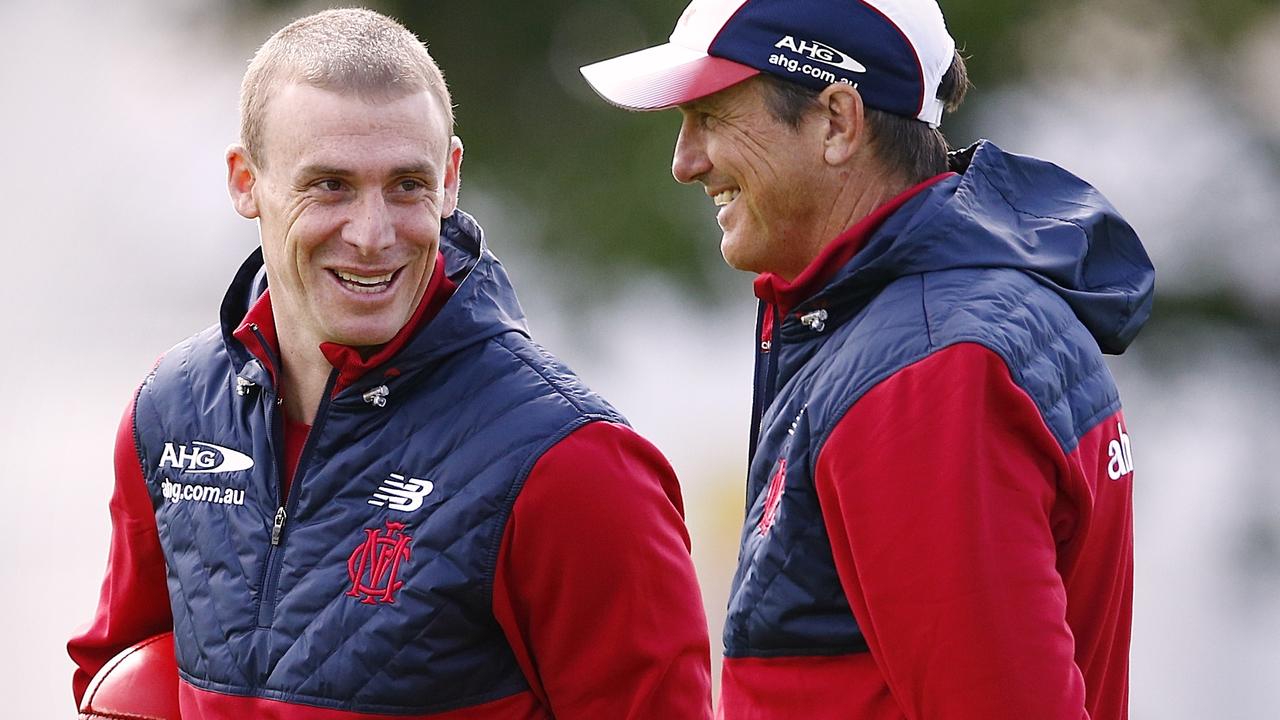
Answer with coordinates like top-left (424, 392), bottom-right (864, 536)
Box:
top-left (391, 1), bottom-right (730, 290)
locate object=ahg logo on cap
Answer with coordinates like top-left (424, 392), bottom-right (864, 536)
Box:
top-left (773, 36), bottom-right (866, 74)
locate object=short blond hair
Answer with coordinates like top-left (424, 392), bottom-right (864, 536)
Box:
top-left (239, 7), bottom-right (453, 166)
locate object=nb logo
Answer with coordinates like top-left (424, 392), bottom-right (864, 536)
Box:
top-left (159, 441), bottom-right (254, 474)
top-left (368, 473), bottom-right (434, 512)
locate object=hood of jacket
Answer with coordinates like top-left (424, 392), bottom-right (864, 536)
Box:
top-left (803, 141), bottom-right (1155, 354)
top-left (217, 209), bottom-right (530, 387)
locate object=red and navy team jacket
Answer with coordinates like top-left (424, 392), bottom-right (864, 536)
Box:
top-left (70, 212), bottom-right (712, 718)
top-left (718, 142), bottom-right (1155, 719)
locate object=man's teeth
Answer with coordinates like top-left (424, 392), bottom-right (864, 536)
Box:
top-left (334, 269), bottom-right (394, 286)
top-left (714, 189), bottom-right (740, 207)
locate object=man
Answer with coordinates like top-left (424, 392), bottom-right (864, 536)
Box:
top-left (582, 0), bottom-right (1154, 717)
top-left (69, 8), bottom-right (712, 718)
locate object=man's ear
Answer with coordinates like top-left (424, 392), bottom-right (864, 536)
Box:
top-left (818, 84), bottom-right (866, 167)
top-left (441, 136), bottom-right (464, 218)
top-left (226, 144), bottom-right (260, 219)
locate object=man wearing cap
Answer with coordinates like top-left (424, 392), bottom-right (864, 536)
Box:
top-left (583, 0), bottom-right (1154, 718)
top-left (68, 8), bottom-right (713, 718)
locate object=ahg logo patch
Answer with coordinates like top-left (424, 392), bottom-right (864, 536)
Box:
top-left (774, 36), bottom-right (866, 73)
top-left (159, 441), bottom-right (254, 474)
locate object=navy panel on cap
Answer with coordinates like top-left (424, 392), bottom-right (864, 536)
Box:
top-left (707, 0), bottom-right (925, 118)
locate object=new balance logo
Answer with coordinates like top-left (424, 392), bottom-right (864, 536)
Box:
top-left (369, 473), bottom-right (434, 512)
top-left (160, 441), bottom-right (254, 474)
top-left (1106, 421), bottom-right (1134, 480)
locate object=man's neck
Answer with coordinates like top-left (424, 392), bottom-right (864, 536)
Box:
top-left (754, 171), bottom-right (954, 313)
top-left (800, 169), bottom-right (911, 280)
top-left (276, 329), bottom-right (335, 425)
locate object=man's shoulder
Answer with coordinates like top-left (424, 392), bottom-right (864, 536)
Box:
top-left (918, 267), bottom-right (1079, 353)
top-left (806, 268), bottom-right (1117, 448)
top-left (886, 267), bottom-right (1117, 450)
top-left (475, 331), bottom-right (625, 426)
top-left (141, 323), bottom-right (233, 394)
top-left (830, 266), bottom-right (1094, 367)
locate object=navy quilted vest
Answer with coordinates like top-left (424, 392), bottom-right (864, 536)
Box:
top-left (132, 212), bottom-right (624, 714)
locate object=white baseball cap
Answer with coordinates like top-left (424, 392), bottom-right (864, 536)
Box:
top-left (580, 0), bottom-right (956, 127)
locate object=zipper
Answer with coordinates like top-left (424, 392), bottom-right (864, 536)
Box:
top-left (747, 302), bottom-right (781, 472)
top-left (247, 323), bottom-right (282, 384)
top-left (270, 506), bottom-right (287, 544)
top-left (254, 368), bottom-right (339, 628)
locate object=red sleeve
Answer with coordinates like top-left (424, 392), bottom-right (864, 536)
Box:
top-left (814, 343), bottom-right (1087, 719)
top-left (492, 421), bottom-right (713, 719)
top-left (67, 393), bottom-right (174, 707)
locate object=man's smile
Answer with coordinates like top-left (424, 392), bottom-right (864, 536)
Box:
top-left (330, 267), bottom-right (402, 295)
top-left (712, 188), bottom-right (740, 206)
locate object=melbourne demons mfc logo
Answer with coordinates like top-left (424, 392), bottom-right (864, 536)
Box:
top-left (346, 521), bottom-right (414, 605)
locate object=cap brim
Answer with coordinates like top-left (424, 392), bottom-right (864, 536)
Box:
top-left (580, 43), bottom-right (760, 111)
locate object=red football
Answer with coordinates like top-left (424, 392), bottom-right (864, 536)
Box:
top-left (78, 632), bottom-right (181, 719)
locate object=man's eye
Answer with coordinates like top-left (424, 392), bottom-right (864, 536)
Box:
top-left (316, 179), bottom-right (343, 192)
top-left (397, 179), bottom-right (425, 192)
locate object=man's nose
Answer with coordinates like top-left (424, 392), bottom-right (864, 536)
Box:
top-left (671, 117), bottom-right (710, 185)
top-left (343, 191), bottom-right (396, 254)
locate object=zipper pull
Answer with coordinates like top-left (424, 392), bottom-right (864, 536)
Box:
top-left (800, 308), bottom-right (829, 333)
top-left (363, 385), bottom-right (390, 408)
top-left (236, 377), bottom-right (257, 397)
top-left (270, 506), bottom-right (287, 545)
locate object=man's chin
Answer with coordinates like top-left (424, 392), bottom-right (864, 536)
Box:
top-left (321, 321), bottom-right (404, 351)
top-left (720, 236), bottom-right (761, 275)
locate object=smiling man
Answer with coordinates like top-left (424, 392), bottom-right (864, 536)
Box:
top-left (583, 0), bottom-right (1154, 718)
top-left (68, 8), bottom-right (711, 719)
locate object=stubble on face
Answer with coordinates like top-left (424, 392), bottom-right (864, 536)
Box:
top-left (247, 82), bottom-right (458, 354)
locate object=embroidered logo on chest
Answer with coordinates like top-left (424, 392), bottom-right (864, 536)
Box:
top-left (368, 473), bottom-right (435, 512)
top-left (756, 405), bottom-right (808, 536)
top-left (757, 459), bottom-right (787, 536)
top-left (346, 521), bottom-right (414, 605)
